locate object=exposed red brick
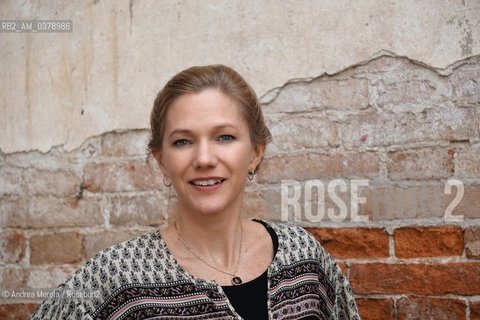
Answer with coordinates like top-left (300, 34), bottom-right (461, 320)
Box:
top-left (0, 231), bottom-right (26, 263)
top-left (30, 232), bottom-right (84, 265)
top-left (465, 226), bottom-right (480, 259)
top-left (471, 301), bottom-right (480, 320)
top-left (350, 263), bottom-right (480, 295)
top-left (394, 226), bottom-right (464, 258)
top-left (258, 152), bottom-right (379, 183)
top-left (356, 298), bottom-right (394, 320)
top-left (0, 303), bottom-right (38, 320)
top-left (85, 160), bottom-right (162, 193)
top-left (307, 228), bottom-right (389, 259)
top-left (387, 148), bottom-right (455, 180)
top-left (397, 297), bottom-right (465, 320)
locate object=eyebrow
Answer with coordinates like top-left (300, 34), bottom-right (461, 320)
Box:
top-left (168, 124), bottom-right (238, 138)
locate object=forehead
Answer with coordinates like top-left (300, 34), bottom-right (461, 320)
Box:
top-left (165, 89), bottom-right (247, 130)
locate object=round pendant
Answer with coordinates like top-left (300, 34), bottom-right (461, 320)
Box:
top-left (231, 276), bottom-right (243, 285)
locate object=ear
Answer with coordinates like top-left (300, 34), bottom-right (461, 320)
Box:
top-left (152, 151), bottom-right (168, 177)
top-left (249, 143), bottom-right (266, 172)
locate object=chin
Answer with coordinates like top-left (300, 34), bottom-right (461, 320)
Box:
top-left (195, 205), bottom-right (227, 216)
top-left (180, 192), bottom-right (244, 217)
top-left (189, 200), bottom-right (234, 217)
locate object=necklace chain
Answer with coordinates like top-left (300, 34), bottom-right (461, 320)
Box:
top-left (175, 220), bottom-right (243, 280)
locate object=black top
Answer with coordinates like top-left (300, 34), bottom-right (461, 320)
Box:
top-left (222, 220), bottom-right (278, 319)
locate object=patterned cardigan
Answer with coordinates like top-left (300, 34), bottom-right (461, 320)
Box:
top-left (32, 221), bottom-right (360, 319)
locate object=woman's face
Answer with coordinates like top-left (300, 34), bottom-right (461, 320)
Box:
top-left (154, 89), bottom-right (264, 217)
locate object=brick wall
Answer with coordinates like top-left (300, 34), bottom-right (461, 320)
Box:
top-left (1, 55), bottom-right (479, 319)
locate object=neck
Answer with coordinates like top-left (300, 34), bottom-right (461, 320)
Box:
top-left (174, 209), bottom-right (244, 271)
top-left (176, 199), bottom-right (243, 241)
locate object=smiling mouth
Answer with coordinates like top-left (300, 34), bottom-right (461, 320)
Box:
top-left (190, 179), bottom-right (225, 187)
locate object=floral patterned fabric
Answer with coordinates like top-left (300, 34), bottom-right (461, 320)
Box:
top-left (31, 221), bottom-right (360, 319)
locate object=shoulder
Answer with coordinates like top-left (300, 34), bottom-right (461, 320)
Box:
top-left (79, 231), bottom-right (164, 283)
top-left (97, 230), bottom-right (162, 253)
top-left (81, 231), bottom-right (163, 278)
top-left (68, 233), bottom-right (164, 299)
top-left (69, 231), bottom-right (160, 277)
top-left (88, 230), bottom-right (163, 262)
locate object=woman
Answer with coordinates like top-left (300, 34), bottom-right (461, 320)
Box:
top-left (32, 65), bottom-right (359, 319)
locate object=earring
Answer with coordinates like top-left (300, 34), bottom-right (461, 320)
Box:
top-left (163, 176), bottom-right (172, 187)
top-left (247, 169), bottom-right (255, 181)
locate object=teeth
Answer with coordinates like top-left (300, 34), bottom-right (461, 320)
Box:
top-left (192, 179), bottom-right (221, 186)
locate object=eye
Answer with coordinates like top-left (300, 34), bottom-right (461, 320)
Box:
top-left (173, 139), bottom-right (191, 148)
top-left (217, 135), bottom-right (235, 143)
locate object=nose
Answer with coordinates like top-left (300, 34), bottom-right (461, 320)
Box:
top-left (192, 140), bottom-right (218, 169)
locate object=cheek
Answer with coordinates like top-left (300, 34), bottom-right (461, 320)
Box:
top-left (167, 158), bottom-right (186, 174)
top-left (236, 146), bottom-right (256, 168)
top-left (159, 152), bottom-right (183, 176)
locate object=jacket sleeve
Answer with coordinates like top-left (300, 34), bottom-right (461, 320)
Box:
top-left (331, 263), bottom-right (361, 320)
top-left (313, 238), bottom-right (360, 320)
